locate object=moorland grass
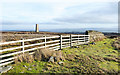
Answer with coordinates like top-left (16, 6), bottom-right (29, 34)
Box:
top-left (7, 38), bottom-right (119, 73)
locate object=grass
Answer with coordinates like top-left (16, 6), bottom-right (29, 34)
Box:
top-left (8, 61), bottom-right (46, 73)
top-left (7, 38), bottom-right (119, 73)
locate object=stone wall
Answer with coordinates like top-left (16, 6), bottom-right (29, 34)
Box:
top-left (85, 30), bottom-right (106, 42)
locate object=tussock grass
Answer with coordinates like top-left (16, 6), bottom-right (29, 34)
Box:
top-left (15, 53), bottom-right (34, 63)
top-left (33, 48), bottom-right (65, 62)
top-left (112, 39), bottom-right (120, 50)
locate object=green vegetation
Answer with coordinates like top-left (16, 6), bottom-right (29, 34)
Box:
top-left (8, 38), bottom-right (119, 73)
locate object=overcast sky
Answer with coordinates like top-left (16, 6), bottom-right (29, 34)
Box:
top-left (0, 0), bottom-right (119, 31)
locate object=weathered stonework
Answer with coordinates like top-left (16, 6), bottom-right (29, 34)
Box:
top-left (85, 30), bottom-right (106, 42)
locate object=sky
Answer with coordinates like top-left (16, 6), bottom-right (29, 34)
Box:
top-left (0, 0), bottom-right (119, 32)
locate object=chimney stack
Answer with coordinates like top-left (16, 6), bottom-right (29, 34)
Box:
top-left (35, 24), bottom-right (39, 32)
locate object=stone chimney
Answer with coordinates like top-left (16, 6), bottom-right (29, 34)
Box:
top-left (35, 24), bottom-right (39, 32)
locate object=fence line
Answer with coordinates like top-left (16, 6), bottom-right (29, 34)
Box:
top-left (0, 34), bottom-right (90, 67)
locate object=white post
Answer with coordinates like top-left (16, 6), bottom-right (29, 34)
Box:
top-left (45, 36), bottom-right (46, 48)
top-left (70, 34), bottom-right (72, 47)
top-left (84, 36), bottom-right (86, 43)
top-left (69, 35), bottom-right (70, 46)
top-left (60, 35), bottom-right (62, 50)
top-left (78, 35), bottom-right (79, 44)
top-left (22, 39), bottom-right (24, 54)
top-left (88, 35), bottom-right (90, 43)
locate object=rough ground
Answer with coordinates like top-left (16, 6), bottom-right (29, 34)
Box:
top-left (7, 38), bottom-right (119, 74)
top-left (0, 31), bottom-right (70, 42)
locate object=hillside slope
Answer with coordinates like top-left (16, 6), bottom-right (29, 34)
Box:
top-left (8, 38), bottom-right (119, 73)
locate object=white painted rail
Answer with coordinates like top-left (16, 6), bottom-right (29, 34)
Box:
top-left (0, 34), bottom-right (89, 67)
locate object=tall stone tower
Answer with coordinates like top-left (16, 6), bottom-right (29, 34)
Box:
top-left (35, 24), bottom-right (39, 32)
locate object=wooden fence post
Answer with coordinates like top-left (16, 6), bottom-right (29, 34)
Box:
top-left (45, 36), bottom-right (46, 48)
top-left (60, 35), bottom-right (62, 50)
top-left (88, 36), bottom-right (90, 42)
top-left (70, 34), bottom-right (72, 47)
top-left (84, 36), bottom-right (86, 43)
top-left (78, 35), bottom-right (79, 44)
top-left (22, 39), bottom-right (24, 54)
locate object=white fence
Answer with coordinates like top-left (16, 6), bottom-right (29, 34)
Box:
top-left (0, 34), bottom-right (90, 67)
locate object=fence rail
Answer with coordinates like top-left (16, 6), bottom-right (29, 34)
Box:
top-left (0, 34), bottom-right (90, 67)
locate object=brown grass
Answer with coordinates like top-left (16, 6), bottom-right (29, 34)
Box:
top-left (33, 48), bottom-right (65, 62)
top-left (65, 54), bottom-right (76, 61)
top-left (112, 40), bottom-right (120, 50)
top-left (14, 48), bottom-right (65, 64)
top-left (89, 55), bottom-right (105, 62)
top-left (15, 53), bottom-right (34, 63)
top-left (53, 50), bottom-right (65, 61)
top-left (33, 49), bottom-right (54, 61)
top-left (103, 57), bottom-right (118, 62)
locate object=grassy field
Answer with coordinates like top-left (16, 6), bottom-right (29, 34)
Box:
top-left (7, 38), bottom-right (119, 73)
